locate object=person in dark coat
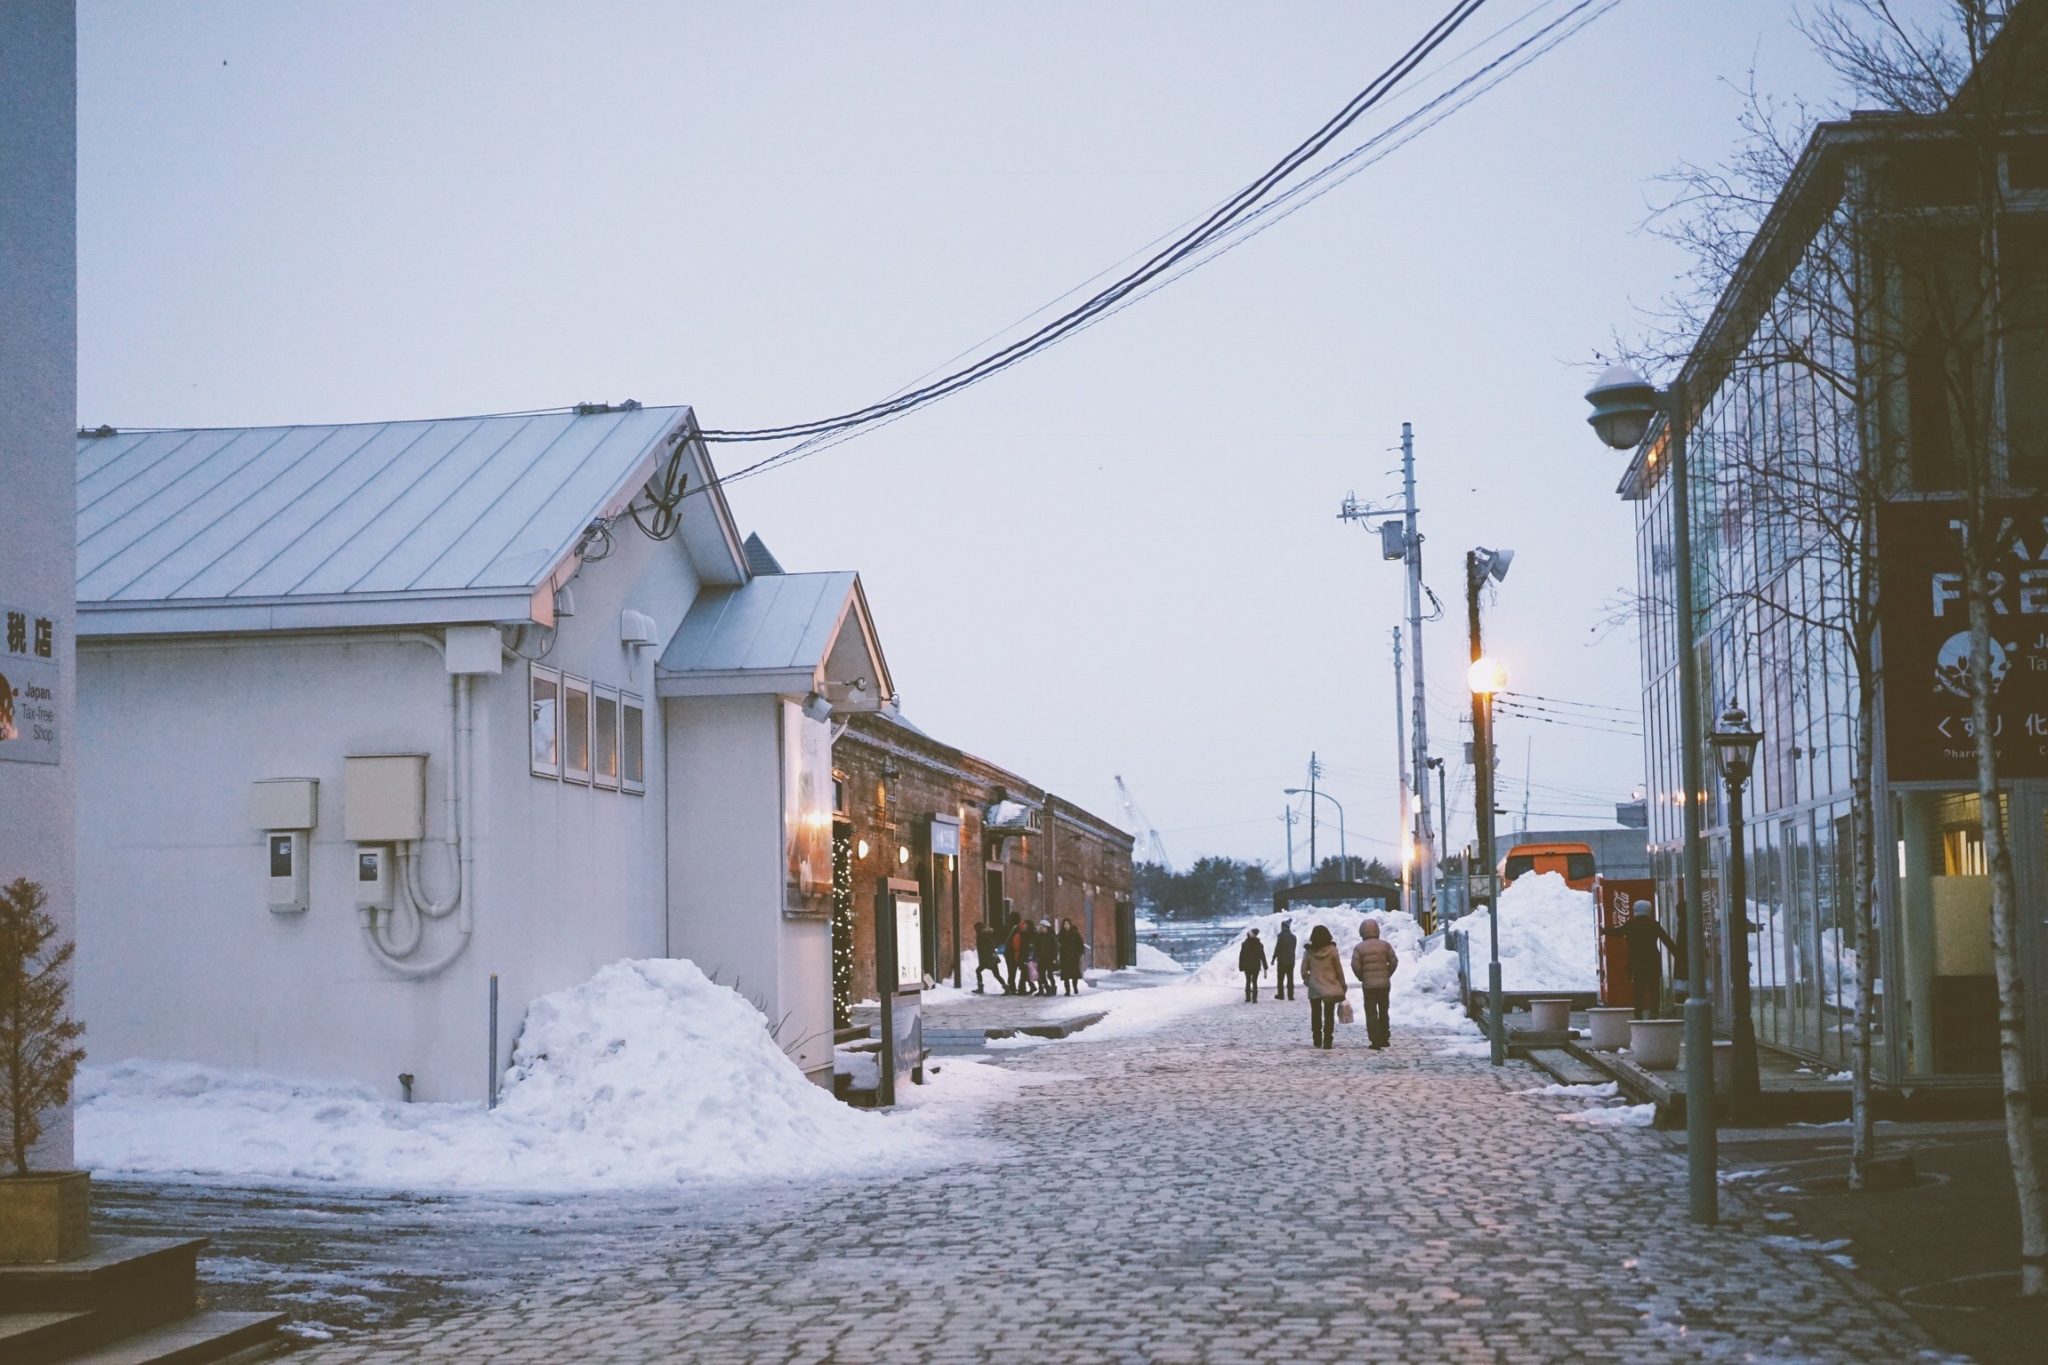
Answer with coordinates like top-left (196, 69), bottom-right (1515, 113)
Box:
top-left (1238, 928), bottom-right (1268, 1002)
top-left (1058, 918), bottom-right (1085, 995)
top-left (1603, 900), bottom-right (1679, 1019)
top-left (1036, 920), bottom-right (1058, 996)
top-left (974, 921), bottom-right (1005, 994)
top-left (1005, 915), bottom-right (1026, 995)
top-left (1272, 919), bottom-right (1299, 1001)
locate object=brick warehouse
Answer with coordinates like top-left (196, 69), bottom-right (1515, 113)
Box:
top-left (832, 707), bottom-right (1135, 1008)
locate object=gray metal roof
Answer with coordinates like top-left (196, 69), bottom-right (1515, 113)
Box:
top-left (76, 406), bottom-right (709, 633)
top-left (656, 571), bottom-right (891, 705)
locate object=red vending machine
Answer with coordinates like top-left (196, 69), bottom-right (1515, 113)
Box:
top-left (1593, 876), bottom-right (1656, 1008)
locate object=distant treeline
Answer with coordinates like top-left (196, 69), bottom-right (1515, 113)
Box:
top-left (1135, 855), bottom-right (1396, 921)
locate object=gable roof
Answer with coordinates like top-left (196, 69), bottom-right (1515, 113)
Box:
top-left (656, 570), bottom-right (893, 708)
top-left (75, 405), bottom-right (750, 635)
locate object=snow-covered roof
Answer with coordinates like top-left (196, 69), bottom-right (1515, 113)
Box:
top-left (75, 406), bottom-right (749, 635)
top-left (656, 570), bottom-right (892, 708)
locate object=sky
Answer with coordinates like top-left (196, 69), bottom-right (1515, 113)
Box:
top-left (76, 0), bottom-right (1856, 872)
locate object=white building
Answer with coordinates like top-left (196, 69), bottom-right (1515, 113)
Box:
top-left (75, 406), bottom-right (889, 1098)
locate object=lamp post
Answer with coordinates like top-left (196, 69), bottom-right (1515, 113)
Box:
top-left (1584, 362), bottom-right (1717, 1224)
top-left (1710, 705), bottom-right (1764, 1123)
top-left (1466, 544), bottom-right (1512, 1068)
top-left (1285, 788), bottom-right (1345, 874)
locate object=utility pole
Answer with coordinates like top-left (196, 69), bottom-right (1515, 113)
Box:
top-left (1398, 424), bottom-right (1437, 925)
top-left (1429, 756), bottom-right (1448, 927)
top-left (1393, 627), bottom-right (1410, 918)
top-left (1307, 753), bottom-right (1319, 877)
top-left (1283, 806), bottom-right (1297, 886)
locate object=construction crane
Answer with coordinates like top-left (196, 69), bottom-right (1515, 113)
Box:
top-left (1115, 775), bottom-right (1173, 870)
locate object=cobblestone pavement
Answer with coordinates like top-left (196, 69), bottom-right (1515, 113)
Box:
top-left (298, 991), bottom-right (1951, 1364)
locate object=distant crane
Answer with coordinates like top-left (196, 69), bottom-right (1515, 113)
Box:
top-left (1115, 776), bottom-right (1173, 870)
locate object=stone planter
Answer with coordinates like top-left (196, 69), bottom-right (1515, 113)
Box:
top-left (1628, 1018), bottom-right (1684, 1071)
top-left (0, 1169), bottom-right (91, 1263)
top-left (1586, 1006), bottom-right (1633, 1051)
top-left (1711, 1039), bottom-right (1734, 1094)
top-left (1529, 998), bottom-right (1572, 1032)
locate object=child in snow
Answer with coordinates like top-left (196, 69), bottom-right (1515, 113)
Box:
top-left (1301, 925), bottom-right (1347, 1049)
top-left (1239, 928), bottom-right (1268, 1002)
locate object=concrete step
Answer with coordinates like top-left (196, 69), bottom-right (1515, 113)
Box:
top-left (1524, 1048), bottom-right (1611, 1087)
top-left (0, 1236), bottom-right (213, 1359)
top-left (47, 1310), bottom-right (286, 1365)
top-left (0, 1309), bottom-right (96, 1364)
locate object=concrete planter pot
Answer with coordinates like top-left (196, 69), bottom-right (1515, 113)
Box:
top-left (1586, 1006), bottom-right (1633, 1051)
top-left (1529, 998), bottom-right (1572, 1033)
top-left (0, 1169), bottom-right (91, 1263)
top-left (1628, 1019), bottom-right (1683, 1071)
top-left (1712, 1039), bottom-right (1734, 1094)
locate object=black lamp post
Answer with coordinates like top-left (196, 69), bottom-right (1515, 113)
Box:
top-left (1709, 705), bottom-right (1764, 1122)
top-left (1585, 361), bottom-right (1718, 1223)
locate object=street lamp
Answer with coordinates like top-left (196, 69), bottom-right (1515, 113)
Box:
top-left (1467, 645), bottom-right (1509, 1067)
top-left (1584, 360), bottom-right (1718, 1224)
top-left (1710, 705), bottom-right (1765, 1123)
top-left (1284, 788), bottom-right (1345, 873)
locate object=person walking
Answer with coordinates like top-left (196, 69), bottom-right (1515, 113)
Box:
top-left (1238, 928), bottom-right (1268, 1003)
top-left (1603, 900), bottom-right (1679, 1019)
top-left (1301, 925), bottom-right (1347, 1049)
top-left (1272, 918), bottom-right (1298, 1001)
top-left (1350, 918), bottom-right (1399, 1049)
top-left (1005, 914), bottom-right (1027, 995)
top-left (974, 920), bottom-right (1005, 994)
top-left (1058, 918), bottom-right (1085, 995)
top-left (1037, 920), bottom-right (1059, 996)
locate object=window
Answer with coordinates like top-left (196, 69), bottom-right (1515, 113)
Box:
top-left (593, 686), bottom-right (620, 791)
top-left (563, 677), bottom-right (592, 784)
top-left (530, 665), bottom-right (561, 778)
top-left (622, 693), bottom-right (646, 795)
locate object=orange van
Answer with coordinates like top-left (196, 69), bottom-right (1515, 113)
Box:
top-left (1500, 841), bottom-right (1597, 891)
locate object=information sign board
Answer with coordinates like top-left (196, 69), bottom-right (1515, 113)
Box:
top-left (0, 598), bottom-right (60, 765)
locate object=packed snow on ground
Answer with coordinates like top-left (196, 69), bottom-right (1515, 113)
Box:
top-left (77, 958), bottom-right (1027, 1193)
top-left (1557, 1102), bottom-right (1657, 1128)
top-left (1184, 904), bottom-right (1479, 1039)
top-left (1450, 872), bottom-right (1599, 993)
top-left (1517, 1081), bottom-right (1620, 1099)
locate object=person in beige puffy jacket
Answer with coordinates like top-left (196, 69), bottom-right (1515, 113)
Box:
top-left (1350, 918), bottom-right (1399, 1049)
top-left (1300, 925), bottom-right (1348, 1049)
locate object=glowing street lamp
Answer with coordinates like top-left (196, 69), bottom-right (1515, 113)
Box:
top-left (1465, 549), bottom-right (1513, 1067)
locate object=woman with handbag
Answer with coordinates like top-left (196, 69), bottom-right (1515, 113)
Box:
top-left (1300, 925), bottom-right (1348, 1050)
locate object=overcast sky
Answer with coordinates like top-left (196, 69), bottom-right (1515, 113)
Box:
top-left (78, 1), bottom-right (1852, 871)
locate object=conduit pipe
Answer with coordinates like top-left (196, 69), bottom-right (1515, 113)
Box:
top-left (361, 634), bottom-right (475, 978)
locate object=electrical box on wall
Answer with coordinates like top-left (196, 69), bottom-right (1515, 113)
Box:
top-left (250, 778), bottom-right (318, 915)
top-left (354, 845), bottom-right (394, 911)
top-left (345, 755), bottom-right (426, 843)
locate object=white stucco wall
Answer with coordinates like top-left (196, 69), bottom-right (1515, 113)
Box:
top-left (0, 0), bottom-right (76, 1169)
top-left (76, 524), bottom-right (698, 1103)
top-left (665, 695), bottom-right (834, 1082)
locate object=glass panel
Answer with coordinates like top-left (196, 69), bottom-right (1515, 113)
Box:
top-left (594, 692), bottom-right (619, 787)
top-left (1895, 790), bottom-right (2002, 1074)
top-left (564, 681), bottom-right (591, 781)
top-left (1786, 814), bottom-right (1821, 1056)
top-left (622, 699), bottom-right (645, 791)
top-left (530, 669), bottom-right (558, 774)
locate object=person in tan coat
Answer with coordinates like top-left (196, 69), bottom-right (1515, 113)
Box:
top-left (1300, 925), bottom-right (1348, 1049)
top-left (1350, 918), bottom-right (1399, 1049)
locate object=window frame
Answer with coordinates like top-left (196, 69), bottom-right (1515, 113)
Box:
top-left (621, 691), bottom-right (646, 796)
top-left (562, 675), bottom-right (593, 785)
top-left (592, 684), bottom-right (621, 791)
top-left (529, 664), bottom-right (562, 779)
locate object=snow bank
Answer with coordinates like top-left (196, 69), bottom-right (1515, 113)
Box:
top-left (1558, 1102), bottom-right (1657, 1128)
top-left (1134, 943), bottom-right (1186, 974)
top-left (78, 958), bottom-right (1014, 1193)
top-left (1186, 904), bottom-right (1477, 1037)
top-left (1453, 872), bottom-right (1598, 992)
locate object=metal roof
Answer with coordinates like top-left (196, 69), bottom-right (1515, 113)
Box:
top-left (656, 570), bottom-right (892, 705)
top-left (76, 406), bottom-right (717, 633)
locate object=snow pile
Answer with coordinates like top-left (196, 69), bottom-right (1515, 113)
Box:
top-left (78, 958), bottom-right (1012, 1192)
top-left (1453, 872), bottom-right (1598, 992)
top-left (1186, 904), bottom-right (1477, 1037)
top-left (1558, 1102), bottom-right (1657, 1128)
top-left (1134, 942), bottom-right (1187, 974)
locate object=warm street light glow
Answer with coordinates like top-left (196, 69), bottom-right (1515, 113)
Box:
top-left (1467, 657), bottom-right (1509, 695)
top-left (857, 839), bottom-right (870, 859)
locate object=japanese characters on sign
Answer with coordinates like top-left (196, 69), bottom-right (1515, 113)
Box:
top-left (0, 598), bottom-right (59, 765)
top-left (1877, 497), bottom-right (2048, 782)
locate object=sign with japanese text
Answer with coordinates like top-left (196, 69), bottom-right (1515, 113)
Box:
top-left (1878, 497), bottom-right (2048, 781)
top-left (0, 598), bottom-right (59, 765)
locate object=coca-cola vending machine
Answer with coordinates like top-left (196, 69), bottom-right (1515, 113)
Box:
top-left (1593, 876), bottom-right (1655, 1008)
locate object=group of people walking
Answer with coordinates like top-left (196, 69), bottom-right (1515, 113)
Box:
top-left (973, 913), bottom-right (1086, 996)
top-left (1238, 917), bottom-right (1399, 1050)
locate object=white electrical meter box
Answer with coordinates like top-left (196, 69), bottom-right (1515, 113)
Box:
top-left (345, 755), bottom-right (426, 843)
top-left (354, 844), bottom-right (394, 911)
top-left (266, 831), bottom-right (309, 914)
top-left (249, 778), bottom-right (318, 831)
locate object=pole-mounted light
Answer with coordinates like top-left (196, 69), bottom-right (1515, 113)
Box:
top-left (1467, 656), bottom-right (1510, 696)
top-left (1709, 705), bottom-right (1763, 787)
